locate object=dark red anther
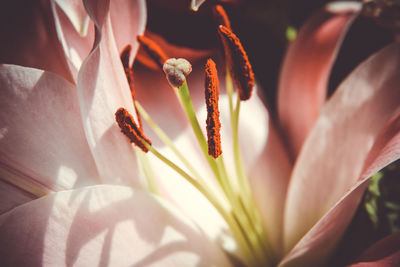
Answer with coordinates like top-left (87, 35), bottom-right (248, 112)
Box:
top-left (205, 59), bottom-right (222, 158)
top-left (213, 5), bottom-right (231, 29)
top-left (137, 35), bottom-right (168, 71)
top-left (115, 108), bottom-right (151, 153)
top-left (218, 25), bottom-right (254, 101)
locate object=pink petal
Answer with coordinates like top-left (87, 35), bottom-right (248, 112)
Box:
top-left (0, 0), bottom-right (73, 82)
top-left (249, 119), bottom-right (292, 257)
top-left (51, 0), bottom-right (95, 78)
top-left (0, 65), bottom-right (99, 204)
top-left (277, 1), bottom-right (361, 157)
top-left (347, 233), bottom-right (400, 266)
top-left (0, 185), bottom-right (230, 266)
top-left (0, 180), bottom-right (35, 214)
top-left (281, 43), bottom-right (400, 265)
top-left (109, 0), bottom-right (147, 62)
top-left (280, 112), bottom-right (400, 267)
top-left (77, 0), bottom-right (143, 187)
top-left (54, 0), bottom-right (90, 35)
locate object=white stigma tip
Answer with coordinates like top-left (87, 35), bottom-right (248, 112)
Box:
top-left (163, 58), bottom-right (192, 88)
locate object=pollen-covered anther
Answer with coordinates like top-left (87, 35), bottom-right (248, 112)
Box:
top-left (120, 45), bottom-right (142, 129)
top-left (120, 45), bottom-right (132, 69)
top-left (213, 5), bottom-right (231, 29)
top-left (163, 58), bottom-right (192, 88)
top-left (218, 25), bottom-right (255, 101)
top-left (137, 35), bottom-right (169, 70)
top-left (120, 45), bottom-right (135, 93)
top-left (115, 108), bottom-right (151, 153)
top-left (205, 59), bottom-right (222, 158)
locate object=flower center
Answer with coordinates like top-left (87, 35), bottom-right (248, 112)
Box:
top-left (114, 5), bottom-right (274, 266)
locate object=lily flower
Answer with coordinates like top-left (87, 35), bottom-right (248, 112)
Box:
top-left (0, 0), bottom-right (399, 267)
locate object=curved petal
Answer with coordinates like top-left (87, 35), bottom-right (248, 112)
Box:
top-left (277, 1), bottom-right (361, 158)
top-left (110, 0), bottom-right (147, 61)
top-left (280, 110), bottom-right (400, 267)
top-left (0, 180), bottom-right (36, 214)
top-left (0, 0), bottom-right (73, 82)
top-left (77, 0), bottom-right (142, 187)
top-left (347, 233), bottom-right (400, 266)
top-left (0, 65), bottom-right (99, 201)
top-left (281, 43), bottom-right (400, 264)
top-left (51, 0), bottom-right (95, 78)
top-left (0, 185), bottom-right (230, 266)
top-left (249, 119), bottom-right (292, 257)
top-left (54, 0), bottom-right (90, 36)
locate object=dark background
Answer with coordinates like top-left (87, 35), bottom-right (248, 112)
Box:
top-left (145, 0), bottom-right (393, 115)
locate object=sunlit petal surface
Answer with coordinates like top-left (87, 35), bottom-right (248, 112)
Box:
top-left (0, 185), bottom-right (230, 266)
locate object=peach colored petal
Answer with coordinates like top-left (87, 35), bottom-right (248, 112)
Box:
top-left (278, 1), bottom-right (361, 158)
top-left (0, 65), bottom-right (99, 211)
top-left (282, 43), bottom-right (400, 264)
top-left (0, 185), bottom-right (231, 266)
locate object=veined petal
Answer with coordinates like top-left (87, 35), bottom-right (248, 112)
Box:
top-left (278, 1), bottom-right (361, 158)
top-left (77, 0), bottom-right (142, 187)
top-left (0, 185), bottom-right (230, 266)
top-left (0, 0), bottom-right (73, 82)
top-left (347, 233), bottom-right (400, 266)
top-left (0, 65), bottom-right (99, 207)
top-left (283, 43), bottom-right (400, 261)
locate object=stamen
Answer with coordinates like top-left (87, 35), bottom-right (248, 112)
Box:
top-left (120, 45), bottom-right (142, 129)
top-left (120, 46), bottom-right (135, 95)
top-left (137, 35), bottom-right (169, 70)
top-left (163, 58), bottom-right (192, 88)
top-left (120, 45), bottom-right (132, 69)
top-left (115, 108), bottom-right (151, 152)
top-left (205, 59), bottom-right (222, 158)
top-left (213, 5), bottom-right (231, 29)
top-left (218, 25), bottom-right (254, 101)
